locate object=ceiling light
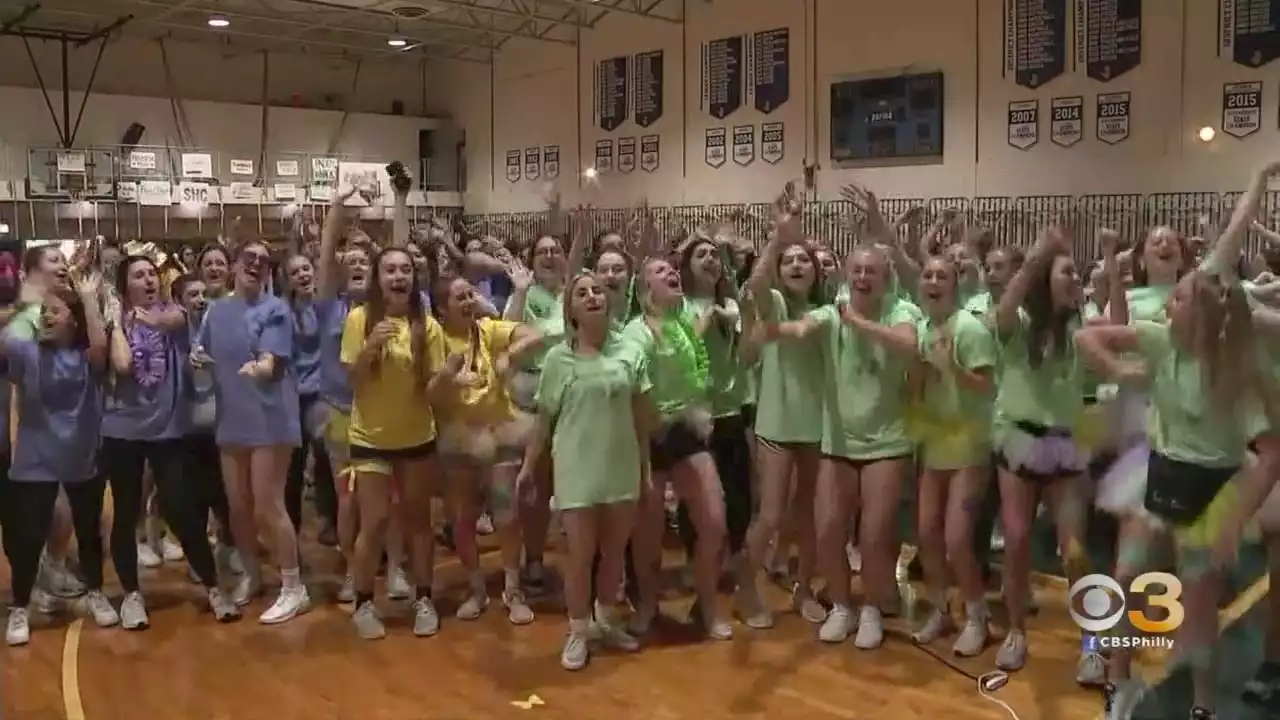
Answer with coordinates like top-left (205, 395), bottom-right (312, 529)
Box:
top-left (207, 14), bottom-right (230, 27)
top-left (1198, 126), bottom-right (1216, 142)
top-left (387, 36), bottom-right (408, 47)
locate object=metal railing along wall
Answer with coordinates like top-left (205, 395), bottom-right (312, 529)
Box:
top-left (463, 191), bottom-right (1280, 265)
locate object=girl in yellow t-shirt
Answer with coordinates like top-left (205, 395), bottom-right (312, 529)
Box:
top-left (340, 246), bottom-right (456, 641)
top-left (432, 276), bottom-right (543, 626)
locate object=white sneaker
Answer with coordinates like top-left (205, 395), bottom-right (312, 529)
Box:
top-left (6, 608), bottom-right (30, 646)
top-left (952, 614), bottom-right (989, 657)
top-left (352, 600), bottom-right (386, 640)
top-left (161, 536), bottom-right (185, 562)
top-left (40, 557), bottom-right (85, 598)
top-left (231, 574), bottom-right (261, 607)
top-left (80, 590), bottom-right (119, 627)
top-left (911, 607), bottom-right (952, 644)
top-left (818, 605), bottom-right (853, 643)
top-left (456, 591), bottom-right (489, 620)
top-left (137, 543), bottom-right (162, 569)
top-left (258, 587), bottom-right (310, 625)
top-left (208, 588), bottom-right (240, 622)
top-left (412, 597), bottom-right (440, 637)
top-left (386, 566), bottom-right (412, 600)
top-left (996, 629), bottom-right (1028, 671)
top-left (561, 620), bottom-right (590, 671)
top-left (1077, 651), bottom-right (1106, 686)
top-left (337, 574), bottom-right (356, 604)
top-left (119, 591), bottom-right (149, 630)
top-left (792, 584), bottom-right (827, 623)
top-left (30, 587), bottom-right (59, 614)
top-left (853, 605), bottom-right (884, 650)
top-left (502, 588), bottom-right (534, 625)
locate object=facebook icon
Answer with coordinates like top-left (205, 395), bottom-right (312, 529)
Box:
top-left (1082, 634), bottom-right (1101, 653)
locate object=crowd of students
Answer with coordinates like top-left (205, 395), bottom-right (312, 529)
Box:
top-left (7, 162), bottom-right (1280, 720)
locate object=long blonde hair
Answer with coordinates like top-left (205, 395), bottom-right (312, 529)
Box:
top-left (1178, 271), bottom-right (1275, 421)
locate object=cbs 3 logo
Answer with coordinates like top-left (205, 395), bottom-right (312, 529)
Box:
top-left (1067, 572), bottom-right (1184, 634)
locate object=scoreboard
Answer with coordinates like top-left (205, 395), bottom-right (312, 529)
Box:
top-left (830, 71), bottom-right (944, 162)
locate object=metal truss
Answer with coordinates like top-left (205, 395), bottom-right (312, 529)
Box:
top-left (0, 0), bottom-right (682, 66)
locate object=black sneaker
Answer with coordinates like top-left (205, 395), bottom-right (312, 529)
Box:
top-left (1188, 706), bottom-right (1215, 719)
top-left (1243, 661), bottom-right (1280, 704)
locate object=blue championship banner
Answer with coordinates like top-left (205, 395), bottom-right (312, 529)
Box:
top-left (595, 56), bottom-right (629, 131)
top-left (1005, 0), bottom-right (1068, 88)
top-left (504, 150), bottom-right (521, 183)
top-left (702, 36), bottom-right (743, 119)
top-left (541, 146), bottom-right (560, 179)
top-left (640, 135), bottom-right (660, 172)
top-left (1219, 0), bottom-right (1280, 68)
top-left (1075, 0), bottom-right (1142, 81)
top-left (523, 148), bottom-right (540, 181)
top-left (633, 50), bottom-right (664, 128)
top-left (747, 27), bottom-right (790, 114)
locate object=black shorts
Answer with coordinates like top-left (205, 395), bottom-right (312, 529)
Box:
top-left (822, 453), bottom-right (912, 472)
top-left (1143, 451), bottom-right (1235, 527)
top-left (741, 403), bottom-right (757, 429)
top-left (650, 419), bottom-right (709, 473)
top-left (350, 440), bottom-right (438, 462)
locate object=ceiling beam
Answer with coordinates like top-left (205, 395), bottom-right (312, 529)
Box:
top-left (274, 0), bottom-right (577, 45)
top-left (422, 0), bottom-right (590, 28)
top-left (541, 0), bottom-right (681, 23)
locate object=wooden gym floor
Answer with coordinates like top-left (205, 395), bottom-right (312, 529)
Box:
top-left (0, 527), bottom-right (1271, 720)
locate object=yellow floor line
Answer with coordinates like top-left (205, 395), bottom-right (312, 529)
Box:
top-left (60, 618), bottom-right (86, 720)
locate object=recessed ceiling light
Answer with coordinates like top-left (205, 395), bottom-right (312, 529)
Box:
top-left (387, 36), bottom-right (408, 47)
top-left (207, 14), bottom-right (230, 27)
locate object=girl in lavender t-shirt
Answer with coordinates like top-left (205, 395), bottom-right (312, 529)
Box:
top-left (193, 241), bottom-right (307, 625)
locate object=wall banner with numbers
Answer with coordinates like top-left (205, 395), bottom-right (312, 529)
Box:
top-left (617, 137), bottom-right (637, 173)
top-left (747, 27), bottom-right (790, 114)
top-left (732, 125), bottom-right (756, 166)
top-left (760, 122), bottom-right (785, 164)
top-left (633, 50), bottom-right (664, 128)
top-left (701, 36), bottom-right (743, 119)
top-left (1223, 81), bottom-right (1263, 137)
top-left (640, 135), bottom-right (660, 172)
top-left (524, 148), bottom-right (541, 180)
top-left (1075, 0), bottom-right (1142, 82)
top-left (705, 127), bottom-right (727, 168)
top-left (542, 146), bottom-right (560, 179)
top-left (1220, 0), bottom-right (1280, 68)
top-left (1096, 92), bottom-right (1131, 144)
top-left (594, 139), bottom-right (615, 173)
top-left (595, 56), bottom-right (630, 131)
top-left (505, 150), bottom-right (521, 182)
top-left (1004, 0), bottom-right (1067, 88)
top-left (1007, 100), bottom-right (1039, 149)
top-left (1050, 96), bottom-right (1084, 146)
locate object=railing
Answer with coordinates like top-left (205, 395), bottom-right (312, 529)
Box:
top-left (463, 191), bottom-right (1280, 263)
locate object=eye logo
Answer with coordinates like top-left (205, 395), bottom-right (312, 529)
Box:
top-left (1068, 572), bottom-right (1184, 634)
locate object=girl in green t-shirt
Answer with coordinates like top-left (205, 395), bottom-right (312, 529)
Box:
top-left (990, 227), bottom-right (1091, 674)
top-left (906, 255), bottom-right (998, 657)
top-left (735, 211), bottom-right (831, 630)
top-left (518, 271), bottom-right (647, 671)
top-left (620, 256), bottom-right (733, 642)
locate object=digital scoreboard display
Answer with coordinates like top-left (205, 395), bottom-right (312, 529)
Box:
top-left (830, 71), bottom-right (944, 162)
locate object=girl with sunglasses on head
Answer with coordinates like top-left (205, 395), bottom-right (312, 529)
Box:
top-left (3, 274), bottom-right (109, 646)
top-left (518, 271), bottom-right (646, 670)
top-left (193, 240), bottom-right (307, 624)
top-left (101, 255), bottom-right (239, 630)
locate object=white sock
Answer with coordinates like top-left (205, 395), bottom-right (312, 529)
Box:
top-left (280, 567), bottom-right (301, 591)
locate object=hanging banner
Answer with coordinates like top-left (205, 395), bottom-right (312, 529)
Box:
top-left (230, 159), bottom-right (254, 176)
top-left (747, 27), bottom-right (790, 114)
top-left (505, 150), bottom-right (521, 183)
top-left (595, 56), bottom-right (630, 131)
top-left (704, 127), bottom-right (727, 168)
top-left (633, 50), bottom-right (664, 128)
top-left (617, 137), bottom-right (637, 173)
top-left (542, 145), bottom-right (560, 179)
top-left (1004, 0), bottom-right (1068, 88)
top-left (1007, 100), bottom-right (1040, 149)
top-left (524, 148), bottom-right (541, 180)
top-left (1220, 0), bottom-right (1280, 68)
top-left (312, 157), bottom-right (338, 183)
top-left (1223, 81), bottom-right (1263, 137)
top-left (177, 182), bottom-right (211, 204)
top-left (275, 159), bottom-right (299, 177)
top-left (1075, 0), bottom-right (1143, 81)
top-left (1050, 96), bottom-right (1084, 147)
top-left (128, 151), bottom-right (157, 171)
top-left (732, 125), bottom-right (756, 166)
top-left (701, 36), bottom-right (743, 119)
top-left (594, 139), bottom-right (615, 172)
top-left (761, 122), bottom-right (785, 164)
top-left (640, 135), bottom-right (660, 172)
top-left (1096, 91), bottom-right (1131, 144)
